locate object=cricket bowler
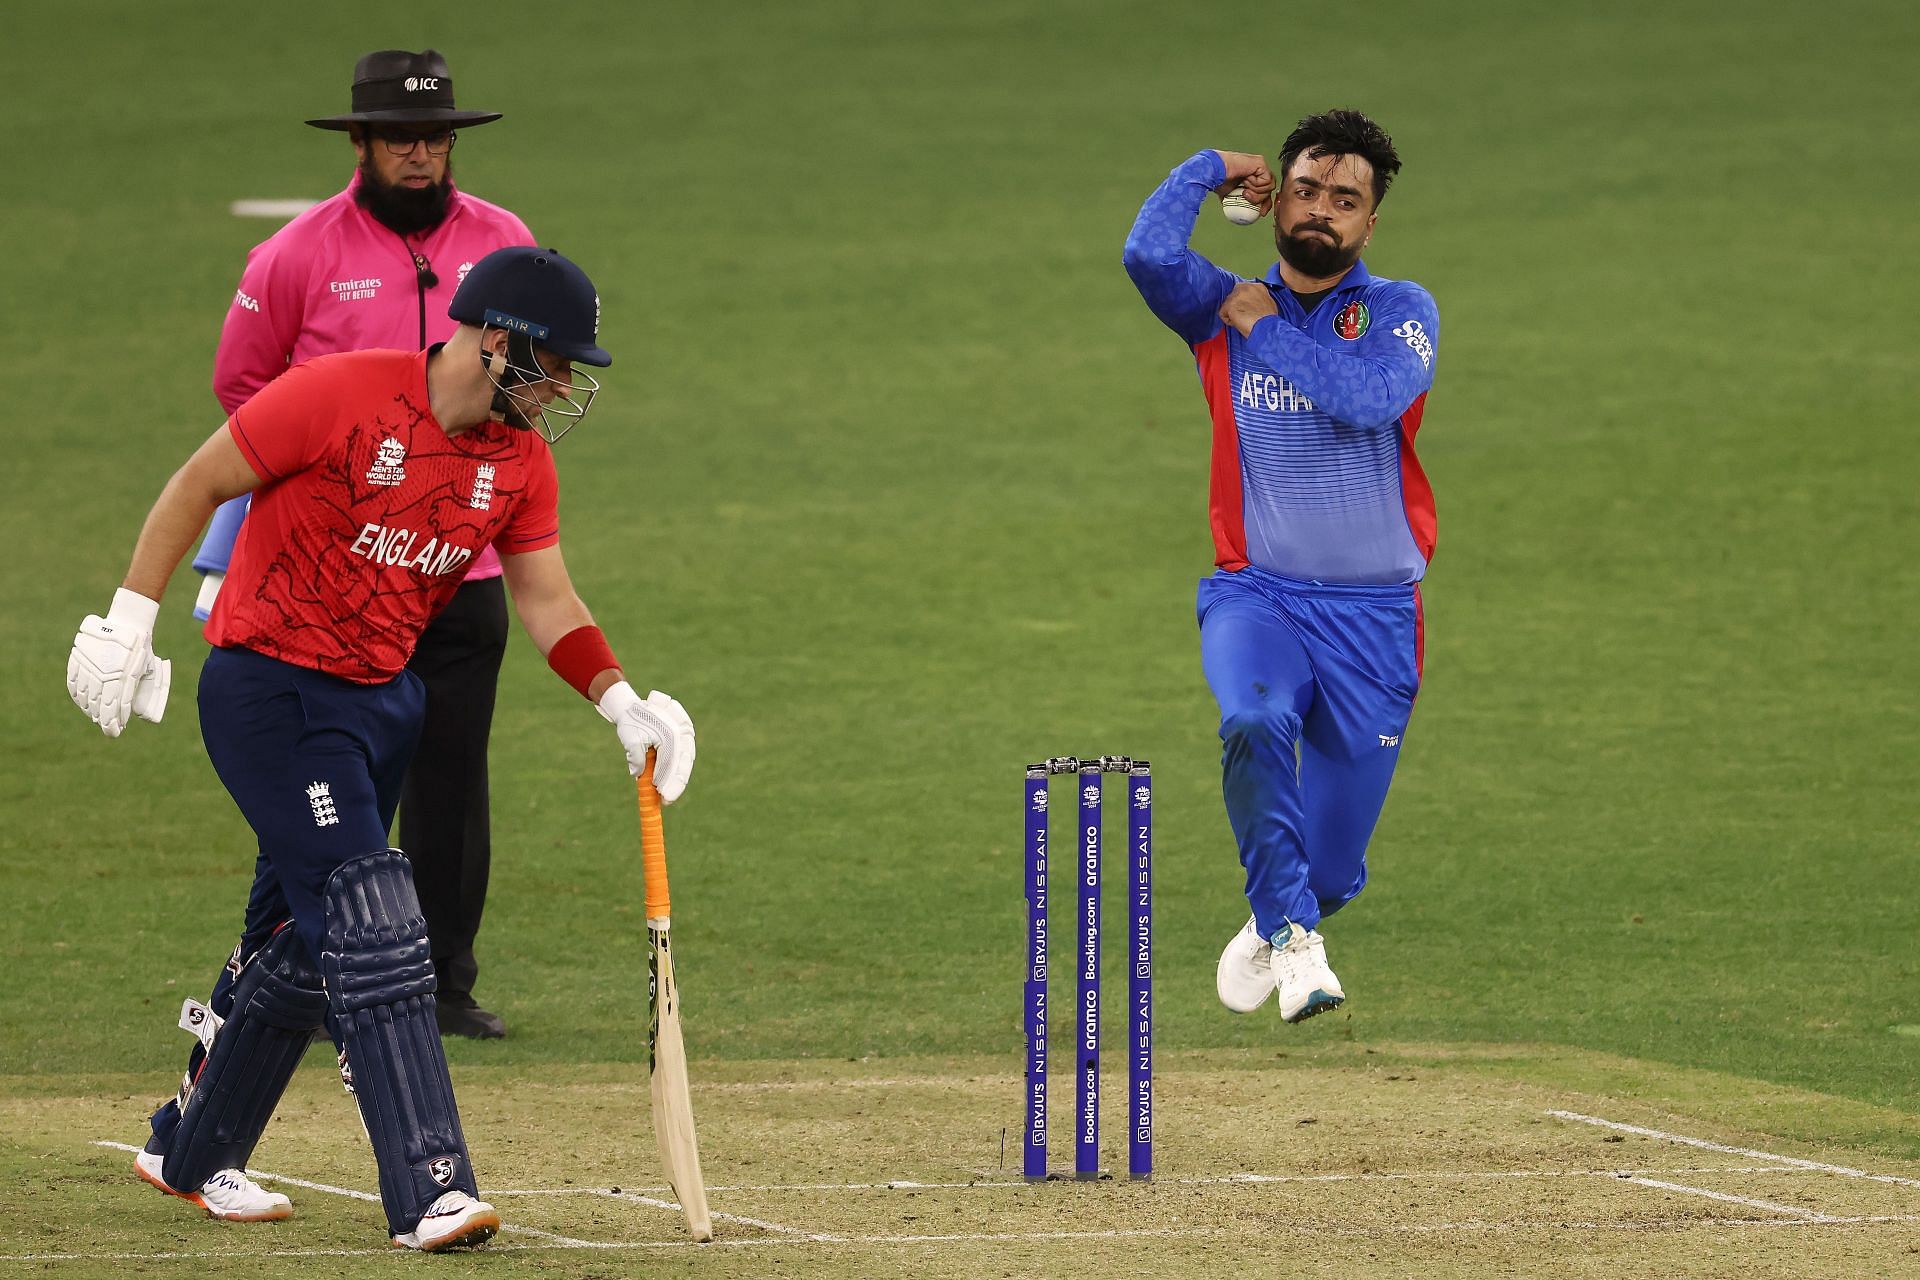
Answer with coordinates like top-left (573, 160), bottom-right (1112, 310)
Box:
top-left (1122, 109), bottom-right (1439, 1024)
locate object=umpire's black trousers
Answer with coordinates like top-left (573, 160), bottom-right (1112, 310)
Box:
top-left (398, 575), bottom-right (509, 1001)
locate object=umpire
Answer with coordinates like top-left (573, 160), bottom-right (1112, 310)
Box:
top-left (195, 48), bottom-right (528, 1036)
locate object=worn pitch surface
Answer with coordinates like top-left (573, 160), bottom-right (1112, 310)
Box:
top-left (6, 1049), bottom-right (1919, 1278)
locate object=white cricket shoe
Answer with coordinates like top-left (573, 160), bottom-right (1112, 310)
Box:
top-left (392, 1190), bottom-right (500, 1252)
top-left (134, 1148), bottom-right (292, 1222)
top-left (1216, 916), bottom-right (1277, 1012)
top-left (1270, 922), bottom-right (1345, 1023)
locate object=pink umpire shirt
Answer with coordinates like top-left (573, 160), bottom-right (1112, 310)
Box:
top-left (213, 170), bottom-right (535, 580)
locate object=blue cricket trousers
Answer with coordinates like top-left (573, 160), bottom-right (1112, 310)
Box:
top-left (150, 645), bottom-right (426, 1146)
top-left (1197, 566), bottom-right (1422, 935)
top-left (198, 646), bottom-right (426, 976)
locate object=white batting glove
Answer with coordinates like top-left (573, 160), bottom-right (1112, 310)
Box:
top-left (131, 654), bottom-right (172, 724)
top-left (68, 588), bottom-right (162, 738)
top-left (597, 681), bottom-right (697, 803)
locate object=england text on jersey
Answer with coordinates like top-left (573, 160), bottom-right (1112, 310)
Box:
top-left (348, 523), bottom-right (476, 576)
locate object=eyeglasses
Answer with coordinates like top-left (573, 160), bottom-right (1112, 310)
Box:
top-left (374, 129), bottom-right (456, 157)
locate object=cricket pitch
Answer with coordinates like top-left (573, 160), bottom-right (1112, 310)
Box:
top-left (4, 1043), bottom-right (1919, 1278)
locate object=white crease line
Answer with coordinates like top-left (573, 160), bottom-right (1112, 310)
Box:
top-left (81, 1129), bottom-right (1920, 1262)
top-left (1623, 1177), bottom-right (1840, 1223)
top-left (496, 1223), bottom-right (602, 1247)
top-left (1219, 1166), bottom-right (1826, 1187)
top-left (600, 1190), bottom-right (840, 1241)
top-left (11, 1213), bottom-right (1920, 1262)
top-left (94, 1141), bottom-right (598, 1247)
top-left (473, 1187), bottom-right (836, 1239)
top-left (100, 1140), bottom-right (827, 1243)
top-left (0, 1247), bottom-right (410, 1261)
top-left (1327, 1212), bottom-right (1920, 1235)
top-left (98, 1142), bottom-right (378, 1204)
top-left (621, 1166), bottom-right (1835, 1193)
top-left (692, 1076), bottom-right (1049, 1093)
top-left (1547, 1111), bottom-right (1920, 1188)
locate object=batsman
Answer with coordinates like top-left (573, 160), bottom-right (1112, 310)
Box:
top-left (1123, 110), bottom-right (1440, 1024)
top-left (65, 246), bottom-right (696, 1250)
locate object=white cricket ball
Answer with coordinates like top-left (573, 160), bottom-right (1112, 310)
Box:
top-left (1220, 188), bottom-right (1262, 226)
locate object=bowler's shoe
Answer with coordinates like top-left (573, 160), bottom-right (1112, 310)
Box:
top-left (1270, 921), bottom-right (1346, 1023)
top-left (1216, 916), bottom-right (1278, 1012)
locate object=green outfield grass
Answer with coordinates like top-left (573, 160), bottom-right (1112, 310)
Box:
top-left (2, 1), bottom-right (1918, 1269)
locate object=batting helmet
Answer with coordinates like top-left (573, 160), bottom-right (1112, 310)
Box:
top-left (449, 247), bottom-right (611, 367)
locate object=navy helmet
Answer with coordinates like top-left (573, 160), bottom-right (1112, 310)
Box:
top-left (449, 246), bottom-right (611, 367)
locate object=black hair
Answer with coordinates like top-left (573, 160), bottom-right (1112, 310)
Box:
top-left (1278, 109), bottom-right (1401, 207)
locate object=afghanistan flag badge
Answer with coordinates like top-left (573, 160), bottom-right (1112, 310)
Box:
top-left (1333, 300), bottom-right (1370, 341)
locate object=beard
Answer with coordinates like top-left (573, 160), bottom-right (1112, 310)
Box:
top-left (1275, 223), bottom-right (1363, 279)
top-left (355, 158), bottom-right (452, 236)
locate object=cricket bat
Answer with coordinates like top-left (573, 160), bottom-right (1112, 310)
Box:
top-left (637, 753), bottom-right (714, 1242)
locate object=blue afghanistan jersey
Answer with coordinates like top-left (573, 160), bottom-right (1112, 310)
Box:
top-left (1124, 151), bottom-right (1440, 586)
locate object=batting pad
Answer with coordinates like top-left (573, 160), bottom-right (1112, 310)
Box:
top-left (161, 925), bottom-right (327, 1192)
top-left (321, 850), bottom-right (477, 1234)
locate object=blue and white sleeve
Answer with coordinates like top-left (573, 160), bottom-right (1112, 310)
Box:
top-left (1122, 152), bottom-right (1241, 347)
top-left (1242, 284), bottom-right (1439, 429)
top-left (189, 495), bottom-right (251, 618)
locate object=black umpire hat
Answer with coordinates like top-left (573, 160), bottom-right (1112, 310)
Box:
top-left (305, 49), bottom-right (502, 131)
top-left (450, 247), bottom-right (612, 367)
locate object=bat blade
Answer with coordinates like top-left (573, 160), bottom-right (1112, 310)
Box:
top-left (649, 924), bottom-right (712, 1241)
top-left (638, 759), bottom-right (712, 1243)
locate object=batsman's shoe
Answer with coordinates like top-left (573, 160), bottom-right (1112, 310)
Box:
top-left (1216, 916), bottom-right (1278, 1012)
top-left (1269, 922), bottom-right (1345, 1023)
top-left (134, 1148), bottom-right (292, 1222)
top-left (393, 1190), bottom-right (500, 1252)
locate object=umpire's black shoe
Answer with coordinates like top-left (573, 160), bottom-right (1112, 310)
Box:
top-left (437, 996), bottom-right (506, 1040)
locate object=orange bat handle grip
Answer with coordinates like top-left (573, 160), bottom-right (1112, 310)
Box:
top-left (637, 750), bottom-right (671, 921)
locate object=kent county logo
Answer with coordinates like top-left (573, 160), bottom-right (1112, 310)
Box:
top-left (470, 464), bottom-right (496, 511)
top-left (1334, 299), bottom-right (1370, 341)
top-left (366, 437), bottom-right (407, 486)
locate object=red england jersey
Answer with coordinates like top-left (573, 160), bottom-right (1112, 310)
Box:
top-left (205, 348), bottom-right (560, 682)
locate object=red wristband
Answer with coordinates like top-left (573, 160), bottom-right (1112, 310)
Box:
top-left (548, 625), bottom-right (621, 699)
